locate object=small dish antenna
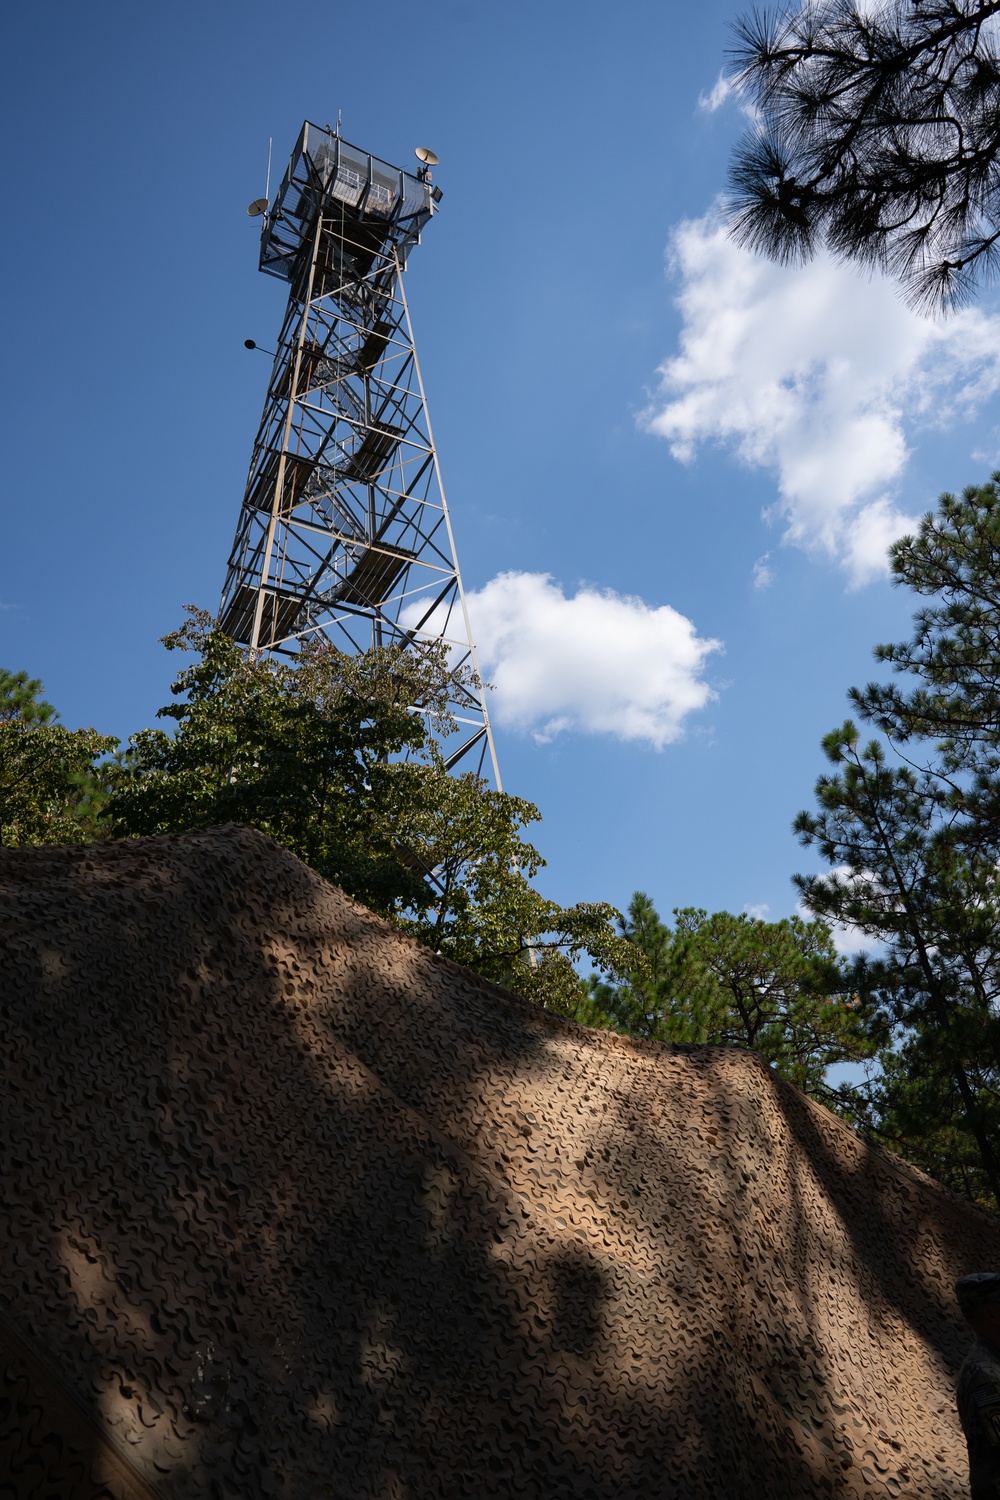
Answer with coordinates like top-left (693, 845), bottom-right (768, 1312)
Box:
top-left (414, 147), bottom-right (439, 166)
top-left (247, 197), bottom-right (269, 217)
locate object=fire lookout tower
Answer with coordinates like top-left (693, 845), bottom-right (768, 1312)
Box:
top-left (219, 122), bottom-right (499, 782)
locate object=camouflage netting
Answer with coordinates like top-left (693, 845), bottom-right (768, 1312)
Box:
top-left (2, 826), bottom-right (998, 1499)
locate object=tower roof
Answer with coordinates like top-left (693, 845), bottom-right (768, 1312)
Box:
top-left (259, 122), bottom-right (436, 285)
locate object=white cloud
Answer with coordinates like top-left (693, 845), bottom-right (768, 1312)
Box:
top-left (644, 214), bottom-right (1000, 583)
top-left (697, 70), bottom-right (761, 125)
top-left (459, 571), bottom-right (721, 749)
top-left (972, 429), bottom-right (1000, 467)
top-left (751, 553), bottom-right (774, 590)
top-left (698, 72), bottom-right (732, 112)
top-left (743, 902), bottom-right (770, 920)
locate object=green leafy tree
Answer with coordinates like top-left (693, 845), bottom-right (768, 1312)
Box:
top-left (393, 769), bottom-right (636, 1006)
top-left (109, 610), bottom-right (632, 1008)
top-left (108, 609), bottom-right (457, 913)
top-left (0, 669), bottom-right (116, 847)
top-left (578, 891), bottom-right (871, 1098)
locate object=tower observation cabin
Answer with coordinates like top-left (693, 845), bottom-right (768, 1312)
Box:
top-left (219, 121), bottom-right (498, 782)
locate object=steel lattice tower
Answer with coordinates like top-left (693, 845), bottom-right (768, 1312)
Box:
top-left (219, 122), bottom-right (499, 783)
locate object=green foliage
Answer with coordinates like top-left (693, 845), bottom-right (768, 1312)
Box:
top-left (573, 891), bottom-right (871, 1099)
top-left (855, 477), bottom-right (1000, 766)
top-left (0, 669), bottom-right (117, 847)
top-left (796, 479), bottom-right (1000, 1208)
top-left (393, 770), bottom-right (636, 1005)
top-left (796, 726), bottom-right (1000, 1208)
top-left (575, 892), bottom-right (712, 1043)
top-left (108, 610), bottom-right (445, 913)
top-left (856, 1045), bottom-right (1000, 1207)
top-left (1, 670), bottom-right (56, 727)
top-left (108, 610), bottom-right (631, 1010)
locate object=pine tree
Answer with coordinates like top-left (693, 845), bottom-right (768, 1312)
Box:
top-left (795, 477), bottom-right (1000, 1206)
top-left (795, 723), bottom-right (1000, 1205)
top-left (727, 0), bottom-right (1000, 307)
top-left (579, 892), bottom-right (870, 1099)
top-left (0, 669), bottom-right (116, 847)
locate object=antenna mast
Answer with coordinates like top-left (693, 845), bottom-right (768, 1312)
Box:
top-left (221, 123), bottom-right (499, 785)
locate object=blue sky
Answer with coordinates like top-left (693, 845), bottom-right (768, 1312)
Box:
top-left (4, 0), bottom-right (999, 936)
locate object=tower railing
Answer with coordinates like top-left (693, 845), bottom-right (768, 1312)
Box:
top-left (219, 124), bottom-right (499, 784)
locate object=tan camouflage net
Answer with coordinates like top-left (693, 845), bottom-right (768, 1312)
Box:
top-left (2, 826), bottom-right (999, 1498)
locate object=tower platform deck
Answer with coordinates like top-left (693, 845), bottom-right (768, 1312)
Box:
top-left (259, 123), bottom-right (436, 285)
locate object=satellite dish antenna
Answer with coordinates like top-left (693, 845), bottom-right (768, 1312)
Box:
top-left (247, 197), bottom-right (269, 217)
top-left (414, 147), bottom-right (439, 166)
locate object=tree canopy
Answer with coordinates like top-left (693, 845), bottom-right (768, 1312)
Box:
top-left (108, 611), bottom-right (634, 1009)
top-left (576, 892), bottom-right (871, 1100)
top-left (796, 477), bottom-right (1000, 1207)
top-left (853, 476), bottom-right (1000, 765)
top-left (0, 669), bottom-right (116, 847)
top-left (108, 610), bottom-right (448, 914)
top-left (795, 721), bottom-right (1000, 1203)
top-left (727, 0), bottom-right (1000, 308)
